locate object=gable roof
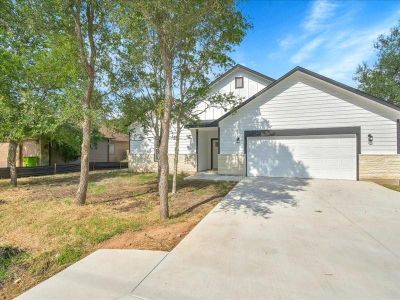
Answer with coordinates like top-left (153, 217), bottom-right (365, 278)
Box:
top-left (100, 127), bottom-right (129, 142)
top-left (211, 66), bottom-right (400, 125)
top-left (208, 64), bottom-right (275, 88)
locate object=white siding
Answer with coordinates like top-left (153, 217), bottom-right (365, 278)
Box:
top-left (196, 69), bottom-right (271, 121)
top-left (130, 125), bottom-right (196, 155)
top-left (130, 67), bottom-right (273, 159)
top-left (220, 76), bottom-right (399, 155)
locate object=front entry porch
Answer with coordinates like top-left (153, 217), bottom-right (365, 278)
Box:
top-left (196, 127), bottom-right (219, 172)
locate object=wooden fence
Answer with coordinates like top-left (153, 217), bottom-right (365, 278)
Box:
top-left (0, 162), bottom-right (128, 179)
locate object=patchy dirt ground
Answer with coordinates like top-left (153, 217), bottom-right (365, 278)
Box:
top-left (0, 170), bottom-right (235, 299)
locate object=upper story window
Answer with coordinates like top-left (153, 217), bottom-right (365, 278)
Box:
top-left (235, 76), bottom-right (244, 89)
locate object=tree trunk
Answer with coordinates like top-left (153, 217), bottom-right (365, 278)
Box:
top-left (154, 125), bottom-right (161, 180)
top-left (75, 71), bottom-right (94, 205)
top-left (172, 120), bottom-right (181, 194)
top-left (73, 2), bottom-right (96, 205)
top-left (159, 51), bottom-right (173, 220)
top-left (7, 140), bottom-right (18, 187)
top-left (75, 112), bottom-right (91, 205)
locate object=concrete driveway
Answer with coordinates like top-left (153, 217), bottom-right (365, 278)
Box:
top-left (132, 177), bottom-right (400, 299)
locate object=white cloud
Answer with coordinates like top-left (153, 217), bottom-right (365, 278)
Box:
top-left (303, 0), bottom-right (338, 32)
top-left (279, 35), bottom-right (297, 49)
top-left (275, 0), bottom-right (400, 85)
top-left (278, 0), bottom-right (338, 51)
top-left (291, 37), bottom-right (325, 64)
top-left (310, 8), bottom-right (400, 84)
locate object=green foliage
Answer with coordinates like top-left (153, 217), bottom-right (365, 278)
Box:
top-left (0, 0), bottom-right (81, 144)
top-left (48, 125), bottom-right (82, 162)
top-left (355, 22), bottom-right (400, 106)
top-left (114, 0), bottom-right (250, 136)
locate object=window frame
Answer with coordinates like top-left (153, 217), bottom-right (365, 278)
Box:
top-left (235, 76), bottom-right (244, 89)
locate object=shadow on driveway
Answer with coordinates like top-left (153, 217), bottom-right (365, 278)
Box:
top-left (219, 177), bottom-right (309, 218)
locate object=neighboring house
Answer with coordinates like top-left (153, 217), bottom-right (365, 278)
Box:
top-left (0, 139), bottom-right (51, 168)
top-left (90, 127), bottom-right (129, 163)
top-left (0, 128), bottom-right (129, 167)
top-left (129, 64), bottom-right (400, 183)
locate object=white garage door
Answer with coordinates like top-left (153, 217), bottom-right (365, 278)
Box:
top-left (247, 134), bottom-right (357, 180)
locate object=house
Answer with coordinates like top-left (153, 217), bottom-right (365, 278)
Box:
top-left (51, 127), bottom-right (129, 164)
top-left (128, 64), bottom-right (400, 183)
top-left (0, 127), bottom-right (129, 167)
top-left (89, 127), bottom-right (129, 163)
top-left (0, 139), bottom-right (51, 168)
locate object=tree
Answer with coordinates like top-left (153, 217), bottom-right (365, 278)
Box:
top-left (109, 29), bottom-right (165, 175)
top-left (0, 0), bottom-right (68, 186)
top-left (355, 22), bottom-right (400, 106)
top-left (171, 58), bottom-right (240, 194)
top-left (53, 0), bottom-right (116, 205)
top-left (131, 0), bottom-right (250, 219)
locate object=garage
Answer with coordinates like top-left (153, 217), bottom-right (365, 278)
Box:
top-left (246, 134), bottom-right (357, 180)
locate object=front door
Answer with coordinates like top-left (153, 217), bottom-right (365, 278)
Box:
top-left (211, 139), bottom-right (219, 169)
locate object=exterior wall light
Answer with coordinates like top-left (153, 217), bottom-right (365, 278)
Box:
top-left (368, 134), bottom-right (373, 145)
top-left (236, 137), bottom-right (240, 144)
top-left (187, 134), bottom-right (192, 140)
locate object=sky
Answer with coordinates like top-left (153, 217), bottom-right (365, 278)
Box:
top-left (231, 0), bottom-right (400, 86)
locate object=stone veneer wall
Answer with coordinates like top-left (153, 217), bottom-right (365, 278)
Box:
top-left (217, 154), bottom-right (246, 176)
top-left (128, 154), bottom-right (197, 174)
top-left (359, 155), bottom-right (400, 185)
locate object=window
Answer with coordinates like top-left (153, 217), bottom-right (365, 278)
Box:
top-left (108, 143), bottom-right (115, 155)
top-left (235, 76), bottom-right (244, 89)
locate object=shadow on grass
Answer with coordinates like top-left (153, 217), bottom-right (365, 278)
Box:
top-left (0, 170), bottom-right (154, 189)
top-left (170, 194), bottom-right (221, 219)
top-left (0, 246), bottom-right (27, 285)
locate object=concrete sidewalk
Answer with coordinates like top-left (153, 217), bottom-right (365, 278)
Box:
top-left (17, 249), bottom-right (167, 300)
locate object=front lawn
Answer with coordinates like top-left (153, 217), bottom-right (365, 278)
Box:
top-left (383, 184), bottom-right (400, 192)
top-left (0, 170), bottom-right (235, 299)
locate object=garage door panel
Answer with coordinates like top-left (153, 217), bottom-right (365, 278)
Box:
top-left (247, 134), bottom-right (356, 180)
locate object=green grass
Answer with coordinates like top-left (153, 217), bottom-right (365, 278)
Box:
top-left (56, 244), bottom-right (84, 265)
top-left (137, 173), bottom-right (158, 183)
top-left (88, 182), bottom-right (108, 195)
top-left (193, 187), bottom-right (208, 196)
top-left (0, 246), bottom-right (27, 283)
top-left (74, 215), bottom-right (141, 244)
top-left (383, 184), bottom-right (400, 192)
